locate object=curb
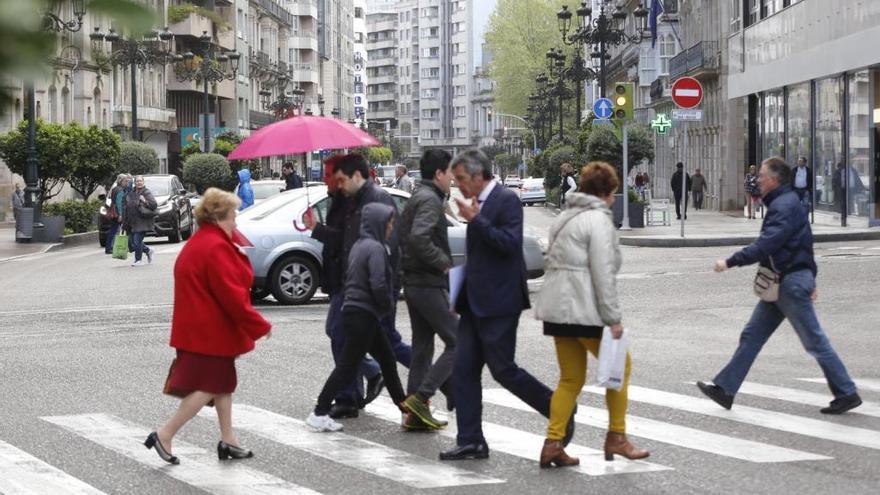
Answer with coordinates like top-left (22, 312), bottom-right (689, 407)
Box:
top-left (0, 231), bottom-right (98, 262)
top-left (620, 229), bottom-right (880, 248)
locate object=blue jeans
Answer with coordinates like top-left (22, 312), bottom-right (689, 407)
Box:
top-left (105, 220), bottom-right (120, 253)
top-left (128, 231), bottom-right (151, 262)
top-left (714, 270), bottom-right (857, 399)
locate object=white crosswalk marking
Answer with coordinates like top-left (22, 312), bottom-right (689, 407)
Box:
top-left (583, 385), bottom-right (880, 451)
top-left (199, 405), bottom-right (503, 488)
top-left (738, 382), bottom-right (880, 418)
top-left (798, 377), bottom-right (880, 393)
top-left (365, 397), bottom-right (671, 476)
top-left (0, 439), bottom-right (107, 495)
top-left (482, 389), bottom-right (830, 463)
top-left (41, 413), bottom-right (321, 495)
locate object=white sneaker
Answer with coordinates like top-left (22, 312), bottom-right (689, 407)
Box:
top-left (131, 260), bottom-right (145, 267)
top-left (146, 249), bottom-right (154, 264)
top-left (306, 412), bottom-right (343, 432)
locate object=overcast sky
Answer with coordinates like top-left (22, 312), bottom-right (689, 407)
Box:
top-left (473, 0), bottom-right (498, 68)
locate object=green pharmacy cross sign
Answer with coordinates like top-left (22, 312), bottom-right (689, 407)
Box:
top-left (651, 113), bottom-right (672, 134)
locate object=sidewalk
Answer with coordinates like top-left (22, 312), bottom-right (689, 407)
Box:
top-left (0, 222), bottom-right (60, 262)
top-left (618, 209), bottom-right (880, 247)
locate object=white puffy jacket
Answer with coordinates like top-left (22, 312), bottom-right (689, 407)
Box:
top-left (533, 192), bottom-right (622, 327)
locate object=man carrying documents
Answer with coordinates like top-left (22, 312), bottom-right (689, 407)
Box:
top-left (399, 150), bottom-right (458, 431)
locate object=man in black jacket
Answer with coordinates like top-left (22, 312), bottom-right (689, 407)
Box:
top-left (698, 157), bottom-right (861, 415)
top-left (398, 150), bottom-right (456, 430)
top-left (282, 162), bottom-right (304, 190)
top-left (671, 162), bottom-right (692, 220)
top-left (791, 157), bottom-right (812, 206)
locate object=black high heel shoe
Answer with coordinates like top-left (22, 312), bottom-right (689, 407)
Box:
top-left (217, 441), bottom-right (254, 461)
top-left (144, 432), bottom-right (179, 465)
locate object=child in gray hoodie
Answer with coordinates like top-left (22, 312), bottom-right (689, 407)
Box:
top-left (308, 203), bottom-right (408, 431)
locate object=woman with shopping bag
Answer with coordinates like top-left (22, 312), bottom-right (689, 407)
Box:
top-left (534, 161), bottom-right (649, 468)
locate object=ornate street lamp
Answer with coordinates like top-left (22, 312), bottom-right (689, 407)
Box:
top-left (90, 27), bottom-right (175, 141)
top-left (172, 31), bottom-right (239, 152)
top-left (557, 1), bottom-right (648, 97)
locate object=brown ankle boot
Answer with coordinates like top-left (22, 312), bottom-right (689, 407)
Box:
top-left (603, 432), bottom-right (649, 461)
top-left (539, 439), bottom-right (580, 468)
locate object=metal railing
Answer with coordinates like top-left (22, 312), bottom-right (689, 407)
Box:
top-left (669, 41), bottom-right (718, 79)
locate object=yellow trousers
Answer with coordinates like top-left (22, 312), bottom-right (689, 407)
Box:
top-left (547, 336), bottom-right (632, 440)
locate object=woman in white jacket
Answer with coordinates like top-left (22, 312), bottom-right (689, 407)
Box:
top-left (534, 162), bottom-right (649, 468)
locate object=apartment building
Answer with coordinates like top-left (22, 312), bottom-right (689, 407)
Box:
top-left (352, 0), bottom-right (367, 126)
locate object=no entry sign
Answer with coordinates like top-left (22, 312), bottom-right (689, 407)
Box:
top-left (672, 77), bottom-right (703, 109)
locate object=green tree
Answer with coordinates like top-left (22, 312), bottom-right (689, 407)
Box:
top-left (484, 0), bottom-right (567, 116)
top-left (586, 123), bottom-right (654, 179)
top-left (66, 124), bottom-right (121, 199)
top-left (182, 153), bottom-right (233, 194)
top-left (479, 144), bottom-right (506, 162)
top-left (182, 132), bottom-right (262, 181)
top-left (494, 152), bottom-right (520, 180)
top-left (119, 141), bottom-right (159, 175)
top-left (367, 146), bottom-right (392, 165)
top-left (0, 119), bottom-right (67, 205)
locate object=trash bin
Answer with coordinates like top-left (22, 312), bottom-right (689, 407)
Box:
top-left (15, 207), bottom-right (34, 241)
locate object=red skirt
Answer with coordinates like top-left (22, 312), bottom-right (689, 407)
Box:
top-left (166, 350), bottom-right (237, 396)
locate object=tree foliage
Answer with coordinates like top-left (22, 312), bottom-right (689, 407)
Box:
top-left (42, 199), bottom-right (102, 233)
top-left (66, 124), bottom-right (121, 199)
top-left (0, 119), bottom-right (68, 205)
top-left (181, 131), bottom-right (262, 181)
top-left (182, 153), bottom-right (233, 194)
top-left (484, 0), bottom-right (567, 116)
top-left (119, 141), bottom-right (159, 176)
top-left (367, 146), bottom-right (392, 165)
top-left (585, 123), bottom-right (655, 180)
top-left (494, 152), bottom-right (520, 180)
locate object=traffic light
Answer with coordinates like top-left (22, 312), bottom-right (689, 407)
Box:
top-left (487, 109), bottom-right (493, 122)
top-left (612, 82), bottom-right (634, 122)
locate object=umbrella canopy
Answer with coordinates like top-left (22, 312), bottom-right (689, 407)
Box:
top-left (227, 115), bottom-right (380, 160)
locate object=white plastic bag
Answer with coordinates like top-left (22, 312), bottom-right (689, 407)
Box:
top-left (596, 327), bottom-right (629, 391)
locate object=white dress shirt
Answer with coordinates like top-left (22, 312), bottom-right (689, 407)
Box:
top-left (477, 179), bottom-right (498, 210)
top-left (795, 166), bottom-right (808, 189)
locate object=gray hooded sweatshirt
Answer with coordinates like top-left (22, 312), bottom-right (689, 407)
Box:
top-left (342, 202), bottom-right (394, 319)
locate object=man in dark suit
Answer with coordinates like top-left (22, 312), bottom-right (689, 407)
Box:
top-left (439, 149), bottom-right (573, 461)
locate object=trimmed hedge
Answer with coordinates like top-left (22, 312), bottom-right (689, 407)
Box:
top-left (182, 153), bottom-right (234, 194)
top-left (43, 199), bottom-right (103, 234)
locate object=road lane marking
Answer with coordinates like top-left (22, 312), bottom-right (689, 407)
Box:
top-left (365, 397), bottom-right (670, 476)
top-left (482, 389), bottom-right (830, 463)
top-left (738, 382), bottom-right (880, 418)
top-left (798, 377), bottom-right (880, 394)
top-left (199, 405), bottom-right (502, 488)
top-left (41, 413), bottom-right (320, 494)
top-left (582, 385), bottom-right (880, 451)
top-left (0, 439), bottom-right (107, 495)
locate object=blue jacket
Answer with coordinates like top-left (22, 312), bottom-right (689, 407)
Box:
top-left (237, 169), bottom-right (254, 210)
top-left (726, 185), bottom-right (817, 276)
top-left (455, 184), bottom-right (530, 318)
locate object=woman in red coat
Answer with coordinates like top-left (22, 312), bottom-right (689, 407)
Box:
top-left (145, 188), bottom-right (271, 465)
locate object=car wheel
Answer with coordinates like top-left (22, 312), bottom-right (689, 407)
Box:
top-left (181, 209), bottom-right (194, 240)
top-left (168, 214), bottom-right (182, 243)
top-left (269, 254), bottom-right (319, 305)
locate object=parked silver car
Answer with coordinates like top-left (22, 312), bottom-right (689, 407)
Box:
top-left (236, 186), bottom-right (545, 305)
top-left (519, 178), bottom-right (547, 206)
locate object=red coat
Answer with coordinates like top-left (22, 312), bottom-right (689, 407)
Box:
top-left (170, 223), bottom-right (271, 357)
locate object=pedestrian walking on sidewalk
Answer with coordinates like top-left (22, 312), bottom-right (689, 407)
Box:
top-left (399, 149), bottom-right (457, 431)
top-left (236, 168), bottom-right (254, 210)
top-left (10, 183), bottom-right (24, 222)
top-left (393, 164), bottom-right (414, 193)
top-left (697, 157), bottom-right (862, 415)
top-left (147, 188), bottom-right (272, 465)
top-left (439, 149), bottom-right (575, 462)
top-left (692, 168), bottom-right (707, 210)
top-left (745, 165), bottom-right (761, 219)
top-left (671, 162), bottom-right (691, 220)
top-left (534, 162), bottom-right (649, 469)
top-left (104, 175), bottom-right (129, 254)
top-left (282, 162), bottom-right (304, 191)
top-left (559, 163), bottom-right (577, 207)
top-left (123, 175), bottom-right (156, 267)
top-left (306, 155), bottom-right (384, 420)
top-left (307, 203), bottom-right (409, 432)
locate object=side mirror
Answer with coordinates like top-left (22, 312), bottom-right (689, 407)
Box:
top-left (98, 194), bottom-right (107, 201)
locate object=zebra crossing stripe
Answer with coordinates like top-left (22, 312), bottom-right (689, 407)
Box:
top-left (798, 378), bottom-right (880, 394)
top-left (41, 413), bottom-right (321, 495)
top-left (0, 439), bottom-right (107, 495)
top-left (482, 389), bottom-right (831, 463)
top-left (738, 382), bottom-right (880, 418)
top-left (583, 385), bottom-right (880, 451)
top-left (365, 397), bottom-right (671, 476)
top-left (199, 405), bottom-right (503, 488)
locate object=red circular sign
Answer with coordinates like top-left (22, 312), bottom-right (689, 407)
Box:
top-left (671, 77), bottom-right (704, 109)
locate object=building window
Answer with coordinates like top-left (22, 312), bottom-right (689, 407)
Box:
top-left (659, 35), bottom-right (675, 75)
top-left (847, 70), bottom-right (871, 217)
top-left (786, 82), bottom-right (810, 166)
top-left (814, 76), bottom-right (844, 213)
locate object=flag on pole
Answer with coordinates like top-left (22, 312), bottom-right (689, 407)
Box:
top-left (650, 0), bottom-right (665, 48)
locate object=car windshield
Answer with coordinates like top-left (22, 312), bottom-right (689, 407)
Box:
top-left (238, 186), bottom-right (327, 221)
top-left (143, 177), bottom-right (170, 196)
top-left (251, 181), bottom-right (285, 200)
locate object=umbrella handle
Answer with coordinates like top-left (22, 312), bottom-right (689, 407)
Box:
top-left (294, 207), bottom-right (314, 232)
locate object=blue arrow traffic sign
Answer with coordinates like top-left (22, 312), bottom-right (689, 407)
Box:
top-left (593, 98), bottom-right (613, 119)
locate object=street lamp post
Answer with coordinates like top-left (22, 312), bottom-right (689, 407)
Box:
top-left (90, 27), bottom-right (176, 141)
top-left (173, 31), bottom-right (240, 153)
top-left (557, 1), bottom-right (648, 98)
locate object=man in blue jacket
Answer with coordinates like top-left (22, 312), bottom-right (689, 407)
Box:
top-left (439, 149), bottom-right (574, 461)
top-left (698, 157), bottom-right (861, 415)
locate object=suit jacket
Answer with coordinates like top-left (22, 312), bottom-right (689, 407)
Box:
top-left (455, 184), bottom-right (530, 318)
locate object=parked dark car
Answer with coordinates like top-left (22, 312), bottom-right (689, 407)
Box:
top-left (98, 174), bottom-right (194, 246)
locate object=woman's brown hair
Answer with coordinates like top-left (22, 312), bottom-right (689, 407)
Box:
top-left (578, 161), bottom-right (620, 197)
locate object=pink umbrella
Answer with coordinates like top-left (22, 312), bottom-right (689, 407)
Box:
top-left (227, 115), bottom-right (380, 160)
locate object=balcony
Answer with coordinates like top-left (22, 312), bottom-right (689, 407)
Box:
top-left (370, 20), bottom-right (398, 33)
top-left (290, 32), bottom-right (319, 51)
top-left (369, 73), bottom-right (397, 85)
top-left (169, 12), bottom-right (213, 40)
top-left (255, 0), bottom-right (294, 27)
top-left (112, 105), bottom-right (177, 132)
top-left (292, 63), bottom-right (319, 84)
top-left (288, 0), bottom-right (317, 18)
top-left (367, 38), bottom-right (397, 51)
top-left (368, 56), bottom-right (397, 68)
top-left (167, 77), bottom-right (235, 100)
top-left (668, 41), bottom-right (719, 80)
